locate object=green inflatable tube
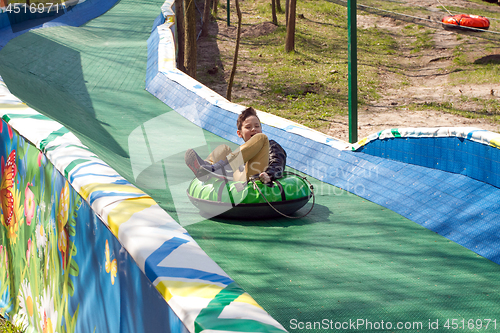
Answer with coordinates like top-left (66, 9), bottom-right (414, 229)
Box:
top-left (186, 173), bottom-right (313, 219)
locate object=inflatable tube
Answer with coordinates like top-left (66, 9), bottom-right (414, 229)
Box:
top-left (442, 14), bottom-right (490, 30)
top-left (187, 173), bottom-right (312, 219)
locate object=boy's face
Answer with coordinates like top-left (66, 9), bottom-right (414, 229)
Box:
top-left (237, 115), bottom-right (262, 142)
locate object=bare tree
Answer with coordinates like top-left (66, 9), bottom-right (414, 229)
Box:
top-left (201, 0), bottom-right (212, 37)
top-left (227, 0), bottom-right (242, 101)
top-left (175, 0), bottom-right (186, 73)
top-left (184, 0), bottom-right (197, 78)
top-left (285, 0), bottom-right (296, 52)
top-left (213, 0), bottom-right (219, 15)
top-left (276, 0), bottom-right (282, 13)
top-left (271, 0), bottom-right (278, 25)
top-left (285, 0), bottom-right (289, 26)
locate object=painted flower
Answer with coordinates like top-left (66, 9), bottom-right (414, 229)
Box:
top-left (2, 185), bottom-right (25, 244)
top-left (26, 238), bottom-right (32, 266)
top-left (1, 150), bottom-right (17, 232)
top-left (39, 286), bottom-right (58, 333)
top-left (105, 240), bottom-right (117, 285)
top-left (24, 183), bottom-right (35, 226)
top-left (14, 280), bottom-right (35, 331)
top-left (57, 182), bottom-right (69, 230)
top-left (57, 182), bottom-right (70, 269)
top-left (38, 151), bottom-right (44, 167)
top-left (36, 223), bottom-right (47, 253)
top-left (58, 229), bottom-right (69, 269)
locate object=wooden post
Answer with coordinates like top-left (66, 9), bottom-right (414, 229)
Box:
top-left (175, 0), bottom-right (186, 73)
top-left (226, 0), bottom-right (242, 101)
top-left (184, 0), bottom-right (197, 78)
top-left (285, 0), bottom-right (296, 52)
top-left (201, 0), bottom-right (212, 37)
top-left (271, 0), bottom-right (278, 25)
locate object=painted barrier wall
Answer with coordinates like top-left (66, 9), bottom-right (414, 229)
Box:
top-left (0, 79), bottom-right (191, 332)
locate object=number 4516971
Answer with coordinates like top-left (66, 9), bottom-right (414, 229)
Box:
top-left (444, 319), bottom-right (497, 330)
top-left (6, 3), bottom-right (60, 14)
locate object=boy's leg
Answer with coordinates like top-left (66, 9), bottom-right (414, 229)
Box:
top-left (206, 144), bottom-right (232, 164)
top-left (227, 133), bottom-right (269, 180)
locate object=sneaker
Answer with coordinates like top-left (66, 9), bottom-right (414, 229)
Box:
top-left (185, 149), bottom-right (211, 180)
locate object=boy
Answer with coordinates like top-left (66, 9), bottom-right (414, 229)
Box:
top-left (185, 107), bottom-right (286, 183)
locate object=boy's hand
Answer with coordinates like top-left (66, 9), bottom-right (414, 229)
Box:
top-left (259, 172), bottom-right (271, 184)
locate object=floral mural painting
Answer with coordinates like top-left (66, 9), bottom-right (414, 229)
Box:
top-left (1, 150), bottom-right (20, 244)
top-left (0, 121), bottom-right (81, 333)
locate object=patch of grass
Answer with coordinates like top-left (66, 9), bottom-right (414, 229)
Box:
top-left (0, 317), bottom-right (23, 333)
top-left (402, 25), bottom-right (435, 54)
top-left (202, 0), bottom-right (500, 133)
top-left (409, 97), bottom-right (500, 123)
top-left (450, 63), bottom-right (500, 85)
top-left (448, 36), bottom-right (500, 87)
top-left (255, 2), bottom-right (271, 16)
top-left (227, 0), bottom-right (401, 132)
top-left (411, 29), bottom-right (435, 53)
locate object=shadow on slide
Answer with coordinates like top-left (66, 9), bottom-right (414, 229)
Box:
top-left (0, 31), bottom-right (127, 158)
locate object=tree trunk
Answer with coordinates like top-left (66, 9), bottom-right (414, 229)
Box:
top-left (175, 0), bottom-right (186, 73)
top-left (201, 0), bottom-right (212, 37)
top-left (271, 0), bottom-right (278, 25)
top-left (276, 0), bottom-right (282, 13)
top-left (184, 0), bottom-right (197, 78)
top-left (285, 0), bottom-right (296, 52)
top-left (213, 0), bottom-right (219, 15)
top-left (226, 0), bottom-right (242, 101)
top-left (285, 0), bottom-right (289, 26)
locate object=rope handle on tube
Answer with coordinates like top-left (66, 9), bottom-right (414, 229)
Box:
top-left (249, 171), bottom-right (315, 219)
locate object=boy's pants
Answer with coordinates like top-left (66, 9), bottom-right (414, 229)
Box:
top-left (206, 133), bottom-right (269, 182)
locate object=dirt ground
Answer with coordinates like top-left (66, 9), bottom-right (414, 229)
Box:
top-left (196, 0), bottom-right (500, 142)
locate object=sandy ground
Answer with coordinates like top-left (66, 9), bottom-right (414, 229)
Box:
top-left (196, 0), bottom-right (500, 142)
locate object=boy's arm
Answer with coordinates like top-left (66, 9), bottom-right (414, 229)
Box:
top-left (264, 140), bottom-right (287, 181)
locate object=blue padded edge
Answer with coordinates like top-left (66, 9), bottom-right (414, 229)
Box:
top-left (0, 0), bottom-right (120, 49)
top-left (151, 13), bottom-right (165, 33)
top-left (358, 136), bottom-right (500, 188)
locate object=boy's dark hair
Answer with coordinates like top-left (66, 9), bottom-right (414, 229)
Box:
top-left (237, 107), bottom-right (259, 131)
